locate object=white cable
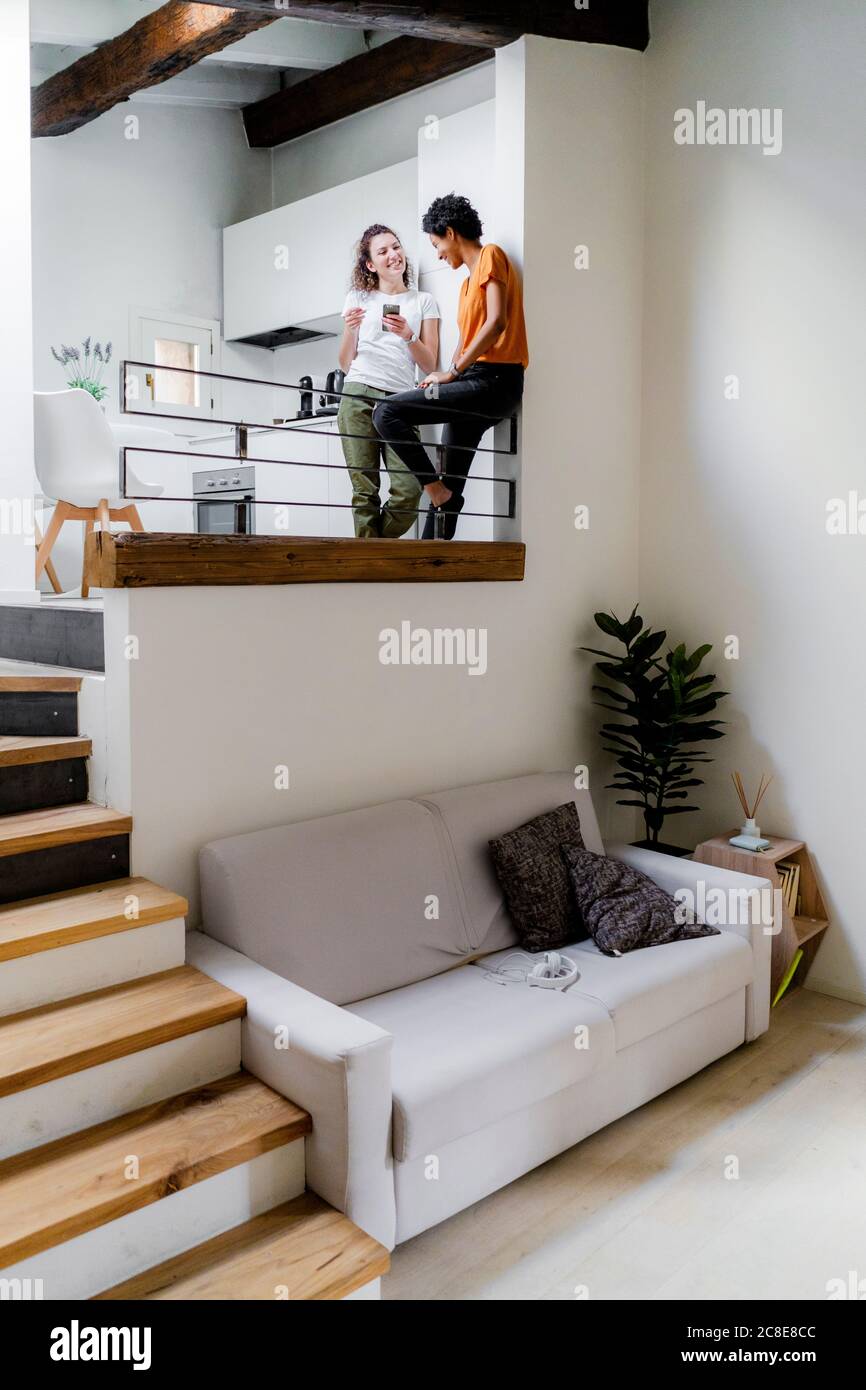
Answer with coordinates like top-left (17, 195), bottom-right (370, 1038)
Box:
top-left (474, 950), bottom-right (579, 991)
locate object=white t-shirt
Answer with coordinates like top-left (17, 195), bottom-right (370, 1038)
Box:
top-left (342, 288), bottom-right (439, 395)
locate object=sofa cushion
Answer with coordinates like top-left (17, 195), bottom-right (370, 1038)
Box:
top-left (481, 932), bottom-right (751, 1052)
top-left (489, 803), bottom-right (588, 953)
top-left (416, 773), bottom-right (604, 955)
top-left (200, 799), bottom-right (469, 1006)
top-left (347, 962), bottom-right (614, 1161)
top-left (561, 844), bottom-right (720, 955)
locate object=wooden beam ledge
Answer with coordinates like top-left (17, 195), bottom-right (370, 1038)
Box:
top-left (244, 35), bottom-right (493, 148)
top-left (32, 2), bottom-right (279, 138)
top-left (85, 532), bottom-right (525, 587)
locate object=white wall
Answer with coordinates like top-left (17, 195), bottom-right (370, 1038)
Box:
top-left (0, 0), bottom-right (37, 599)
top-left (271, 63), bottom-right (495, 205)
top-left (30, 103), bottom-right (273, 588)
top-left (640, 0), bottom-right (866, 999)
top-left (105, 37), bottom-right (644, 920)
top-left (31, 103), bottom-right (273, 412)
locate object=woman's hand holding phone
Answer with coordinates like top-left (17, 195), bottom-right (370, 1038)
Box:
top-left (382, 311), bottom-right (412, 341)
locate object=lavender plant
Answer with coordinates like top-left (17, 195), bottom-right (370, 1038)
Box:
top-left (50, 338), bottom-right (113, 402)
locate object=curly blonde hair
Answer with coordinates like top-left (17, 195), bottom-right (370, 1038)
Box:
top-left (351, 223), bottom-right (414, 292)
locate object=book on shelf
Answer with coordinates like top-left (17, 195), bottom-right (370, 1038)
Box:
top-left (776, 859), bottom-right (800, 915)
top-left (772, 947), bottom-right (803, 1007)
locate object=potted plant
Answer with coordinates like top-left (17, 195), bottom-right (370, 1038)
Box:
top-left (50, 338), bottom-right (112, 405)
top-left (583, 606), bottom-right (727, 853)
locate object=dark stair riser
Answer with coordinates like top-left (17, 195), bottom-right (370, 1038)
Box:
top-left (0, 605), bottom-right (104, 673)
top-left (0, 692), bottom-right (78, 737)
top-left (0, 835), bottom-right (129, 906)
top-left (0, 758), bottom-right (88, 817)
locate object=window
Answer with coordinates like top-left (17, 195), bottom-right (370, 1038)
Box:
top-left (128, 309), bottom-right (221, 422)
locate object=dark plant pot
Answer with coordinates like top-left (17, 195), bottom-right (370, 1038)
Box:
top-left (631, 839), bottom-right (692, 858)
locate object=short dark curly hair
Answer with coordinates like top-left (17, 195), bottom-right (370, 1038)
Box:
top-left (422, 193), bottom-right (483, 241)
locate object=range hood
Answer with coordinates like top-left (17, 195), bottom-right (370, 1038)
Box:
top-left (228, 312), bottom-right (343, 353)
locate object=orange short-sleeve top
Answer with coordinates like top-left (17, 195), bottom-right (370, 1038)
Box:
top-left (457, 243), bottom-right (529, 368)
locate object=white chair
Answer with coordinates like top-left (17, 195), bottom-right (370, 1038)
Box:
top-left (34, 389), bottom-right (169, 597)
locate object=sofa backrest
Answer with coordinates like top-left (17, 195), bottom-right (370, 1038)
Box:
top-left (199, 772), bottom-right (603, 1005)
top-left (416, 772), bottom-right (603, 957)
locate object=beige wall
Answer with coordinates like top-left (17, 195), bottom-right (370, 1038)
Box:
top-left (106, 38), bottom-right (644, 921)
top-left (639, 0), bottom-right (866, 999)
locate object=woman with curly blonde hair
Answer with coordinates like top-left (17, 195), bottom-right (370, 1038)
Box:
top-left (337, 224), bottom-right (440, 538)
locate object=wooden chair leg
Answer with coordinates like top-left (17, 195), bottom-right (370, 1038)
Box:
top-left (97, 498), bottom-right (111, 532)
top-left (35, 502), bottom-right (69, 581)
top-left (81, 518), bottom-right (95, 600)
top-left (117, 504), bottom-right (145, 532)
top-left (34, 521), bottom-right (63, 594)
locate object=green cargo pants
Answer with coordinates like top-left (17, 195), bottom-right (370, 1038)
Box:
top-left (337, 381), bottom-right (422, 539)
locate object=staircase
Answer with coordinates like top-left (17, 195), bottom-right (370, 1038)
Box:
top-left (0, 675), bottom-right (388, 1300)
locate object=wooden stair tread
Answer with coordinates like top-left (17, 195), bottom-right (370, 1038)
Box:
top-left (0, 802), bottom-right (131, 858)
top-left (94, 1191), bottom-right (387, 1301)
top-left (0, 677), bottom-right (81, 693)
top-left (0, 1072), bottom-right (310, 1268)
top-left (0, 876), bottom-right (188, 962)
top-left (0, 965), bottom-right (245, 1097)
top-left (0, 735), bottom-right (92, 767)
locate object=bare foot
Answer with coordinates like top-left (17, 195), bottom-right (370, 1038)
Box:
top-left (425, 480), bottom-right (453, 507)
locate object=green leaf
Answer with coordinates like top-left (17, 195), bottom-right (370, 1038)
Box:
top-left (624, 611), bottom-right (644, 643)
top-left (685, 643), bottom-right (712, 674)
top-left (594, 612), bottom-right (626, 640)
top-left (630, 629), bottom-right (666, 660)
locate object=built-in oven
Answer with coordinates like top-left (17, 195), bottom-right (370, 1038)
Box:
top-left (193, 465), bottom-right (255, 535)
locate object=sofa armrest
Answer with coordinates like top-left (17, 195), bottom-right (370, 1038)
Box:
top-left (186, 930), bottom-right (396, 1249)
top-left (606, 845), bottom-right (774, 1041)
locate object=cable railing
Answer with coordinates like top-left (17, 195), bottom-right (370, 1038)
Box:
top-left (118, 360), bottom-right (520, 538)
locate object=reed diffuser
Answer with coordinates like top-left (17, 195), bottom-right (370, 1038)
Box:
top-left (730, 771), bottom-right (772, 850)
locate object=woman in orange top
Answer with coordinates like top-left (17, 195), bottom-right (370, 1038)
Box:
top-left (372, 193), bottom-right (528, 539)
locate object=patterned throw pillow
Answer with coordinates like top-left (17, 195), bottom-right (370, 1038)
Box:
top-left (488, 802), bottom-right (588, 952)
top-left (560, 844), bottom-right (720, 956)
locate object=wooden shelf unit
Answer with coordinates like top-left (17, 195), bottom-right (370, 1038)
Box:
top-left (693, 832), bottom-right (830, 1001)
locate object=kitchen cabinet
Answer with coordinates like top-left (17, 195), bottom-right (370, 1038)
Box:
top-left (187, 420), bottom-right (337, 538)
top-left (223, 160), bottom-right (419, 345)
top-left (184, 414), bottom-right (503, 540)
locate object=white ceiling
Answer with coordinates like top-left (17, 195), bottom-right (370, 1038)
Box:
top-left (30, 0), bottom-right (390, 109)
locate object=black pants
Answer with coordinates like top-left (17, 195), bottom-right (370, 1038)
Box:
top-left (372, 363), bottom-right (524, 539)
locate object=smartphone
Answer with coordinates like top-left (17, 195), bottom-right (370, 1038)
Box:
top-left (382, 303), bottom-right (400, 323)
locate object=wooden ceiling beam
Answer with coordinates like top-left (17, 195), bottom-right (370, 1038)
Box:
top-left (32, 1), bottom-right (280, 138)
top-left (198, 1), bottom-right (650, 52)
top-left (243, 33), bottom-right (492, 147)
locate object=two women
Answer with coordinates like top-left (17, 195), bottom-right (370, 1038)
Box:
top-left (338, 224), bottom-right (439, 538)
top-left (372, 194), bottom-right (528, 540)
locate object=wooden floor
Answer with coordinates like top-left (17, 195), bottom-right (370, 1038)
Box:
top-left (385, 987), bottom-right (866, 1301)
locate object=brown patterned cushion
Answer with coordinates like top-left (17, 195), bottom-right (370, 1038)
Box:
top-left (560, 844), bottom-right (720, 956)
top-left (488, 802), bottom-right (588, 952)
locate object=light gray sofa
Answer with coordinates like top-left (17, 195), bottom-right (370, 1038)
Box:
top-left (186, 773), bottom-right (773, 1250)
